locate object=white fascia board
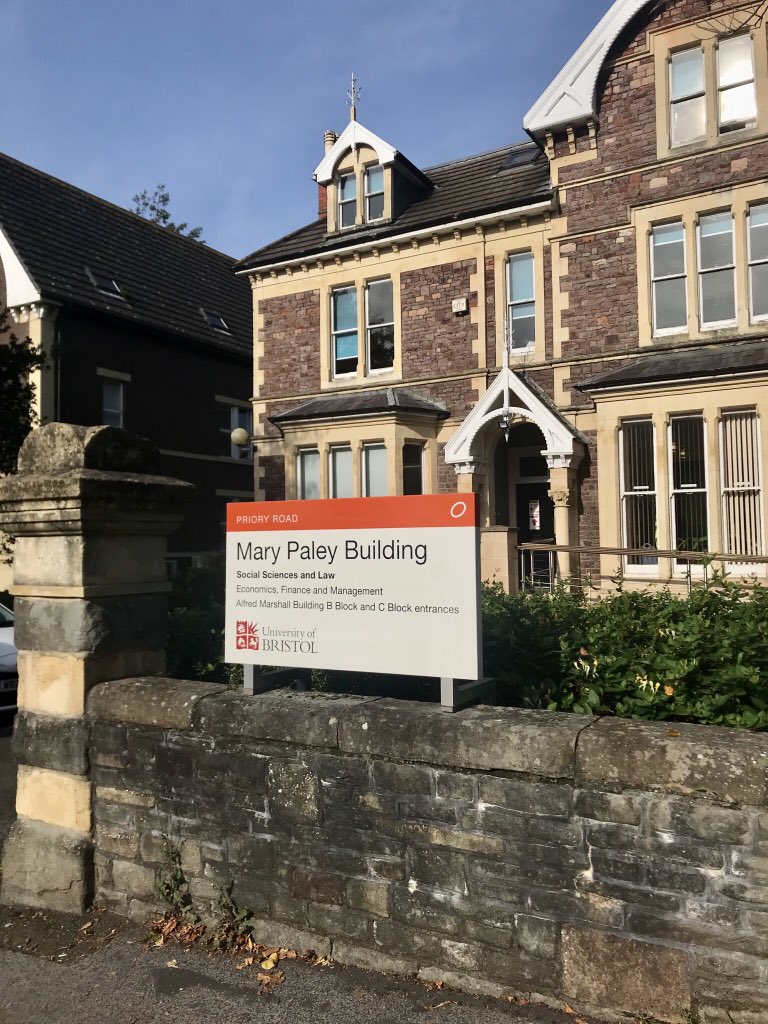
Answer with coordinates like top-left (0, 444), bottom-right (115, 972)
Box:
top-left (238, 198), bottom-right (554, 276)
top-left (314, 121), bottom-right (398, 184)
top-left (0, 225), bottom-right (40, 307)
top-left (524, 0), bottom-right (652, 136)
top-left (445, 367), bottom-right (577, 464)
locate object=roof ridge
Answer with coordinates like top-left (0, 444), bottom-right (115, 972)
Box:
top-left (0, 150), bottom-right (237, 263)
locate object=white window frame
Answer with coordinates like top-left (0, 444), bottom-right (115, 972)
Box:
top-left (506, 251), bottom-right (536, 351)
top-left (748, 203), bottom-right (768, 323)
top-left (697, 212), bottom-right (737, 330)
top-left (402, 442), bottom-right (424, 496)
top-left (669, 45), bottom-right (707, 149)
top-left (720, 409), bottom-right (765, 570)
top-left (297, 448), bottom-right (321, 501)
top-left (365, 279), bottom-right (395, 374)
top-left (338, 172), bottom-right (357, 229)
top-left (619, 419), bottom-right (659, 574)
top-left (329, 445), bottom-right (354, 499)
top-left (668, 415), bottom-right (709, 571)
top-left (717, 33), bottom-right (757, 135)
top-left (364, 165), bottom-right (385, 223)
top-left (651, 221), bottom-right (688, 337)
top-left (101, 379), bottom-right (124, 428)
top-left (331, 285), bottom-right (359, 379)
top-left (362, 443), bottom-right (388, 497)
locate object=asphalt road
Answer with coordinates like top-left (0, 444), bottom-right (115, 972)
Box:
top-left (0, 929), bottom-right (577, 1024)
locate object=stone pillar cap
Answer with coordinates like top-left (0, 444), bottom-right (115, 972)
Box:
top-left (17, 424), bottom-right (160, 474)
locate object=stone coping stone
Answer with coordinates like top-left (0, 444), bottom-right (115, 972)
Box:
top-left (88, 677), bottom-right (224, 730)
top-left (339, 699), bottom-right (593, 777)
top-left (195, 689), bottom-right (377, 748)
top-left (576, 717), bottom-right (768, 807)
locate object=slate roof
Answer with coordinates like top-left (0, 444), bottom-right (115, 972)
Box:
top-left (0, 152), bottom-right (251, 355)
top-left (270, 387), bottom-right (449, 423)
top-left (237, 141), bottom-right (551, 271)
top-left (579, 339), bottom-right (768, 391)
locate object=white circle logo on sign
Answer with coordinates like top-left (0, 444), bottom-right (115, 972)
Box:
top-left (450, 500), bottom-right (468, 520)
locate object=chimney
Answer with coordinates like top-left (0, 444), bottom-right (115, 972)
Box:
top-left (319, 130), bottom-right (337, 217)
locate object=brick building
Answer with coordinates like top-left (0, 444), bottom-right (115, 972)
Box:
top-left (0, 153), bottom-right (254, 583)
top-left (237, 0), bottom-right (768, 591)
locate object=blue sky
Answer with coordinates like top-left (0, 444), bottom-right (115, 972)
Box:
top-left (1, 0), bottom-right (612, 258)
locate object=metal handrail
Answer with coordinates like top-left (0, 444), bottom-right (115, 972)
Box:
top-left (516, 542), bottom-right (768, 595)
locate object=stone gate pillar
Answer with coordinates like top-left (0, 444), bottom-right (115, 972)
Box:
top-left (0, 424), bottom-right (193, 911)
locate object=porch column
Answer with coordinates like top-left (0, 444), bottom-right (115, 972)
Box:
top-left (547, 463), bottom-right (576, 581)
top-left (0, 423), bottom-right (193, 912)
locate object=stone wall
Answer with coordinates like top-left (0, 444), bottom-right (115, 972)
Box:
top-left (84, 677), bottom-right (768, 1024)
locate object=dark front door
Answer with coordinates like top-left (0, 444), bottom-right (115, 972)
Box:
top-left (516, 482), bottom-right (555, 586)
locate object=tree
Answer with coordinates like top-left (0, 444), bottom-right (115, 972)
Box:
top-left (0, 306), bottom-right (44, 562)
top-left (0, 308), bottom-right (43, 475)
top-left (131, 184), bottom-right (205, 242)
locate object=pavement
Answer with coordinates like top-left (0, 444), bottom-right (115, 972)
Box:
top-left (0, 727), bottom-right (598, 1024)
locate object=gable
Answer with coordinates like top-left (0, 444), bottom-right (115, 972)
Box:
top-left (524, 0), bottom-right (653, 135)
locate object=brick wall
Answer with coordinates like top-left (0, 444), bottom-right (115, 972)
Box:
top-left (400, 260), bottom-right (479, 378)
top-left (260, 455), bottom-right (285, 502)
top-left (259, 289), bottom-right (321, 397)
top-left (86, 678), bottom-right (768, 1022)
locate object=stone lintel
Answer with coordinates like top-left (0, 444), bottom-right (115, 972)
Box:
top-left (18, 650), bottom-right (166, 716)
top-left (87, 677), bottom-right (225, 730)
top-left (16, 764), bottom-right (92, 832)
top-left (576, 717), bottom-right (768, 807)
top-left (338, 699), bottom-right (592, 777)
top-left (1, 818), bottom-right (93, 913)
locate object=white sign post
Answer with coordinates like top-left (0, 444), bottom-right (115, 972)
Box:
top-left (225, 494), bottom-right (482, 695)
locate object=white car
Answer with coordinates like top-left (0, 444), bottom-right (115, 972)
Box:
top-left (0, 603), bottom-right (17, 715)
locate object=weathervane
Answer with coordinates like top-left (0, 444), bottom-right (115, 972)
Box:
top-left (347, 72), bottom-right (361, 122)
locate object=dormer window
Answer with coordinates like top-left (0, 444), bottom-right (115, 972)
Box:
top-left (338, 173), bottom-right (357, 228)
top-left (364, 165), bottom-right (385, 221)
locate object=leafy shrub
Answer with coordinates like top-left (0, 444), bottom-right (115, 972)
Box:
top-left (484, 574), bottom-right (768, 729)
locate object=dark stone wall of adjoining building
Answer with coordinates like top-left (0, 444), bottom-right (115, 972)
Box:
top-left (85, 678), bottom-right (768, 1023)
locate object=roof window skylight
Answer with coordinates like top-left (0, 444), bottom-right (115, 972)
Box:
top-left (203, 309), bottom-right (230, 333)
top-left (85, 267), bottom-right (124, 298)
top-left (500, 147), bottom-right (541, 170)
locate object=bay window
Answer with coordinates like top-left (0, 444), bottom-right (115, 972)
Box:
top-left (669, 416), bottom-right (709, 559)
top-left (721, 410), bottom-right (764, 560)
top-left (620, 420), bottom-right (658, 567)
top-left (297, 449), bottom-right (321, 500)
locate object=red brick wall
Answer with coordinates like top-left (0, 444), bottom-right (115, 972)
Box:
top-left (400, 260), bottom-right (479, 378)
top-left (259, 289), bottom-right (321, 397)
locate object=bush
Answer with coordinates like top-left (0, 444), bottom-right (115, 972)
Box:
top-left (483, 574), bottom-right (768, 729)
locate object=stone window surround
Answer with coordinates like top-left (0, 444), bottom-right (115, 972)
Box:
top-left (323, 273), bottom-right (402, 386)
top-left (634, 182), bottom-right (768, 348)
top-left (595, 383), bottom-right (768, 580)
top-left (492, 233), bottom-right (547, 367)
top-left (652, 18), bottom-right (768, 162)
top-left (281, 418), bottom-right (437, 501)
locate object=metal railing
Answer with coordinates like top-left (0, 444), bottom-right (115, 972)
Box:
top-left (518, 543), bottom-right (768, 596)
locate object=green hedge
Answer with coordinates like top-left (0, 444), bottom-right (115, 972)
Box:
top-left (483, 575), bottom-right (768, 729)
